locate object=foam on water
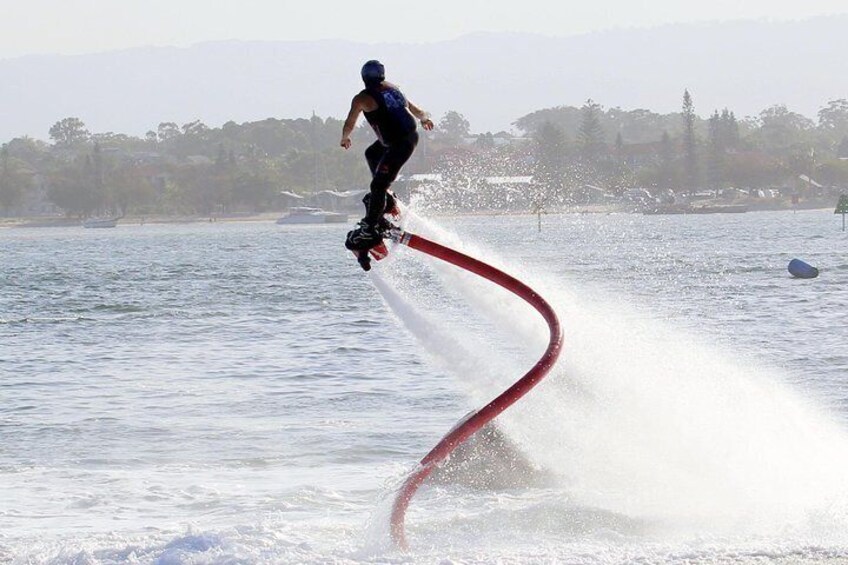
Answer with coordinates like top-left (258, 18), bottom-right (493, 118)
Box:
top-left (370, 208), bottom-right (848, 555)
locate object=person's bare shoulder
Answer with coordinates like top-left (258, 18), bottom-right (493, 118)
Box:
top-left (351, 91), bottom-right (368, 106)
top-left (355, 90), bottom-right (378, 112)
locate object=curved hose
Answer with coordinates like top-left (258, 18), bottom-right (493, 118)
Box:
top-left (386, 231), bottom-right (563, 549)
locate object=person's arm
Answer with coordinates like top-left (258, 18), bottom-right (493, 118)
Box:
top-left (341, 95), bottom-right (364, 149)
top-left (407, 100), bottom-right (434, 131)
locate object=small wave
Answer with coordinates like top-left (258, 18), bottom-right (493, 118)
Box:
top-left (332, 346), bottom-right (370, 354)
top-left (89, 304), bottom-right (146, 313)
top-left (733, 265), bottom-right (770, 273)
top-left (0, 404), bottom-right (38, 413)
top-left (346, 319), bottom-right (384, 328)
top-left (0, 316), bottom-right (93, 325)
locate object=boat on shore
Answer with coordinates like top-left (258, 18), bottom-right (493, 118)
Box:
top-left (276, 207), bottom-right (348, 225)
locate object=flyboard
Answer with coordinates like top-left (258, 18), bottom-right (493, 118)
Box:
top-left (345, 192), bottom-right (401, 271)
top-left (347, 196), bottom-right (564, 549)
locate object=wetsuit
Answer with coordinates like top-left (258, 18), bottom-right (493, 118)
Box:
top-left (361, 83), bottom-right (419, 225)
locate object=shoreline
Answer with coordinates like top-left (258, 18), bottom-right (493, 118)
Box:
top-left (0, 212), bottom-right (284, 229)
top-left (1, 199), bottom-right (839, 229)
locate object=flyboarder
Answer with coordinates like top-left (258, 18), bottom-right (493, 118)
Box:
top-left (341, 60), bottom-right (434, 254)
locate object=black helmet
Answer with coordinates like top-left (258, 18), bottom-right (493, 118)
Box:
top-left (361, 60), bottom-right (385, 86)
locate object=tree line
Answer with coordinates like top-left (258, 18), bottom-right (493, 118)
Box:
top-left (1, 94), bottom-right (847, 218)
top-left (516, 93), bottom-right (848, 201)
top-left (0, 116), bottom-right (384, 218)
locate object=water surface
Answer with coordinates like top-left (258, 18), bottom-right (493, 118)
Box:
top-left (2, 210), bottom-right (847, 563)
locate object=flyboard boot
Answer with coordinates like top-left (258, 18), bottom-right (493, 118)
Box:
top-left (344, 191), bottom-right (401, 271)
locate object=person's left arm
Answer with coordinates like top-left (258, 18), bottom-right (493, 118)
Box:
top-left (407, 100), bottom-right (434, 131)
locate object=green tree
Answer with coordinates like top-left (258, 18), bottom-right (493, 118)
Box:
top-left (682, 89), bottom-right (699, 190)
top-left (110, 164), bottom-right (158, 215)
top-left (706, 108), bottom-right (740, 189)
top-left (91, 143), bottom-right (107, 213)
top-left (181, 120), bottom-right (209, 137)
top-left (577, 99), bottom-right (605, 159)
top-left (438, 111), bottom-right (471, 140)
top-left (817, 99), bottom-right (848, 142)
top-left (0, 145), bottom-right (28, 214)
top-left (157, 122), bottom-right (180, 142)
top-left (610, 132), bottom-right (635, 191)
top-left (838, 136), bottom-right (848, 159)
top-left (233, 168), bottom-right (278, 211)
top-left (752, 104), bottom-right (814, 155)
top-left (576, 100), bottom-right (609, 187)
top-left (49, 117), bottom-right (90, 146)
top-left (6, 136), bottom-right (49, 162)
top-left (719, 108), bottom-right (740, 149)
top-left (707, 111), bottom-right (723, 189)
top-left (48, 158), bottom-right (99, 217)
top-left (516, 105), bottom-right (688, 145)
top-left (724, 152), bottom-right (784, 188)
top-left (171, 163), bottom-right (230, 216)
top-left (658, 130), bottom-right (676, 189)
top-left (172, 120), bottom-right (211, 157)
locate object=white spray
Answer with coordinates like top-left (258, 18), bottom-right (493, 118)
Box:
top-left (372, 210), bottom-right (848, 544)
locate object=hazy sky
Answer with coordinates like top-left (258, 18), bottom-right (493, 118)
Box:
top-left (2, 0), bottom-right (847, 58)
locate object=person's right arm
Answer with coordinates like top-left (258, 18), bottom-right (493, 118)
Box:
top-left (341, 95), bottom-right (364, 149)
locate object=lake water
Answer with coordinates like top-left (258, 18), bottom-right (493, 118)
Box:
top-left (2, 208), bottom-right (847, 563)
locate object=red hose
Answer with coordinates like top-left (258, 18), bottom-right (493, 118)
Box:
top-left (387, 231), bottom-right (563, 549)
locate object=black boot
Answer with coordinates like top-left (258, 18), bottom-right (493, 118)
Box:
top-left (355, 251), bottom-right (372, 271)
top-left (344, 221), bottom-right (383, 252)
top-left (362, 191), bottom-right (398, 217)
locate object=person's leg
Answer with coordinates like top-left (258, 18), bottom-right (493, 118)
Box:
top-left (364, 141), bottom-right (385, 177)
top-left (364, 132), bottom-right (418, 225)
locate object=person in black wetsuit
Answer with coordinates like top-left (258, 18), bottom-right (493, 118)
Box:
top-left (341, 60), bottom-right (434, 252)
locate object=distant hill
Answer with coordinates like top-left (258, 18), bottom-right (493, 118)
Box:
top-left (1, 16), bottom-right (847, 141)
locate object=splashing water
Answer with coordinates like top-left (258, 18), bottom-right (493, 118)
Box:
top-left (370, 207), bottom-right (848, 554)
